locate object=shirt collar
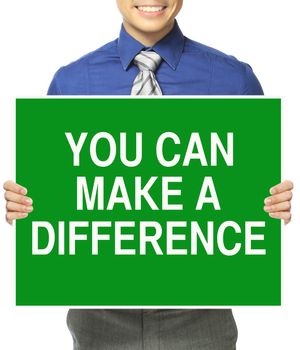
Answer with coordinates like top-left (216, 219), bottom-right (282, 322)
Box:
top-left (118, 19), bottom-right (185, 71)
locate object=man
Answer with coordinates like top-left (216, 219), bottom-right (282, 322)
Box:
top-left (3, 1), bottom-right (294, 349)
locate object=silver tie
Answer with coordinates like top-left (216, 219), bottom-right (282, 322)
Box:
top-left (131, 50), bottom-right (163, 95)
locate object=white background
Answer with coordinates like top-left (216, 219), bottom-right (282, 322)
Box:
top-left (0, 0), bottom-right (299, 349)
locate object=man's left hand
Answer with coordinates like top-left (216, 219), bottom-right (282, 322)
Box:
top-left (264, 180), bottom-right (294, 225)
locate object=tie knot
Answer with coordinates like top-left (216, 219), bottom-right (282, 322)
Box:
top-left (133, 50), bottom-right (162, 72)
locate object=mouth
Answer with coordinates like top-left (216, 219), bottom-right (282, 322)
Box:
top-left (135, 5), bottom-right (167, 16)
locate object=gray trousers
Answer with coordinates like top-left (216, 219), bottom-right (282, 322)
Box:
top-left (67, 309), bottom-right (238, 350)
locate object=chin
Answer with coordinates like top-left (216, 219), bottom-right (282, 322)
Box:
top-left (134, 19), bottom-right (171, 33)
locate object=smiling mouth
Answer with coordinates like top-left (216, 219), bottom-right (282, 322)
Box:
top-left (135, 5), bottom-right (167, 13)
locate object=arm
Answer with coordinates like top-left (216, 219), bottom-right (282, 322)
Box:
top-left (242, 64), bottom-right (293, 224)
top-left (4, 71), bottom-right (60, 224)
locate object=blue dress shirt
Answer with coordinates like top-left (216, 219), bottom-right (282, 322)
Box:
top-left (47, 20), bottom-right (263, 95)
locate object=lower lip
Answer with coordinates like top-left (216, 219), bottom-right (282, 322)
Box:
top-left (135, 6), bottom-right (167, 17)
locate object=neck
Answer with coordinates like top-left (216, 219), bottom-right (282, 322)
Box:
top-left (123, 20), bottom-right (175, 47)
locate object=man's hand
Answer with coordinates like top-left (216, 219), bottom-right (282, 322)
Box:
top-left (264, 180), bottom-right (293, 225)
top-left (3, 181), bottom-right (33, 225)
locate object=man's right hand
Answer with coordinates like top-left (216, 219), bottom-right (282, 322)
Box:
top-left (3, 181), bottom-right (33, 225)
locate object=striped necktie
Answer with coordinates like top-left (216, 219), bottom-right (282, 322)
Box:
top-left (131, 50), bottom-right (163, 95)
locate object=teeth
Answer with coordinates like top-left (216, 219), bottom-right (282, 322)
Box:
top-left (137, 6), bottom-right (164, 12)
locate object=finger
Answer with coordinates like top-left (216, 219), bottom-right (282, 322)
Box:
top-left (4, 191), bottom-right (33, 206)
top-left (284, 214), bottom-right (292, 225)
top-left (6, 201), bottom-right (33, 213)
top-left (264, 191), bottom-right (292, 206)
top-left (6, 211), bottom-right (28, 222)
top-left (269, 211), bottom-right (291, 222)
top-left (264, 201), bottom-right (291, 213)
top-left (3, 180), bottom-right (27, 195)
top-left (270, 180), bottom-right (294, 195)
top-left (6, 218), bottom-right (13, 225)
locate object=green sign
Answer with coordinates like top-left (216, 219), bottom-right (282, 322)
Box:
top-left (16, 98), bottom-right (281, 306)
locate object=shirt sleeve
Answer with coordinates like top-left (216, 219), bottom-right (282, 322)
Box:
top-left (242, 63), bottom-right (264, 95)
top-left (47, 68), bottom-right (62, 95)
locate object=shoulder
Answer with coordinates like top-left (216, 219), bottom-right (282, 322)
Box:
top-left (47, 39), bottom-right (118, 95)
top-left (184, 36), bottom-right (248, 70)
top-left (183, 37), bottom-right (264, 95)
top-left (62, 39), bottom-right (118, 71)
